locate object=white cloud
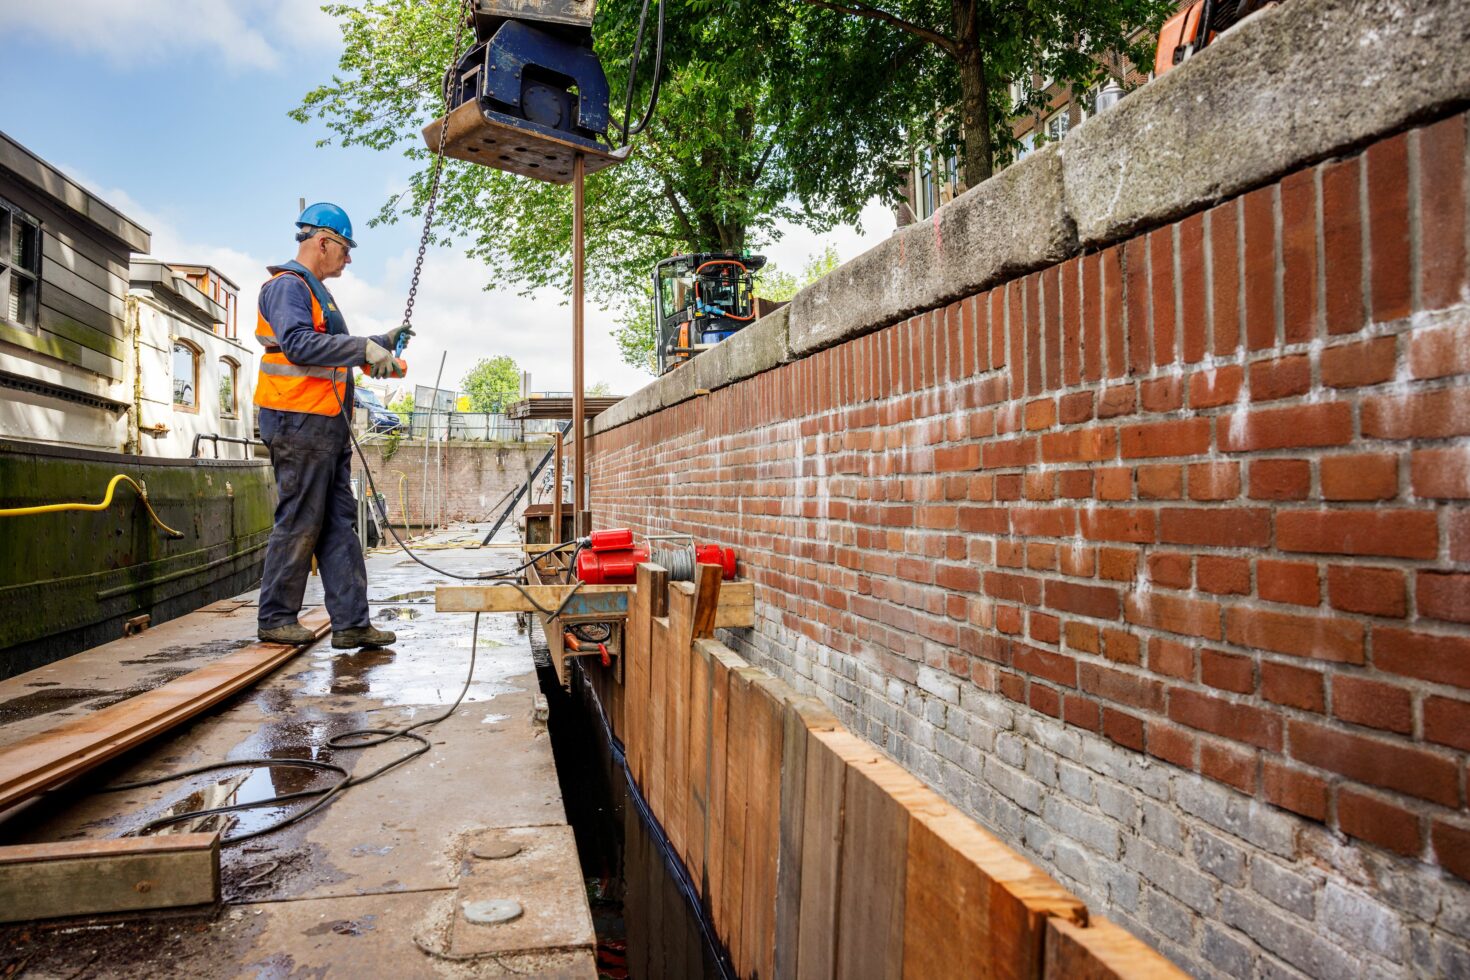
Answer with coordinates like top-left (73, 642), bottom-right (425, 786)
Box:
top-left (0, 0), bottom-right (339, 71)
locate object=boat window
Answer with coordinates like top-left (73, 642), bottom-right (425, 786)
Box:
top-left (219, 356), bottom-right (238, 417)
top-left (173, 340), bottom-right (200, 410)
top-left (0, 198), bottom-right (41, 330)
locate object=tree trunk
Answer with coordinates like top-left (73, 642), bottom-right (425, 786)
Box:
top-left (951, 1), bottom-right (992, 185)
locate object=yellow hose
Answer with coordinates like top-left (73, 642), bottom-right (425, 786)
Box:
top-left (0, 473), bottom-right (185, 538)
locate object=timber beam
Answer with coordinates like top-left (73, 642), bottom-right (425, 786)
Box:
top-left (435, 581), bottom-right (755, 629)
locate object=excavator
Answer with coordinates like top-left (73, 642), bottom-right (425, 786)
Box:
top-left (1154, 0), bottom-right (1276, 74)
top-left (651, 252), bottom-right (767, 375)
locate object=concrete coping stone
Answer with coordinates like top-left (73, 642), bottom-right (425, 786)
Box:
top-left (592, 0), bottom-right (1470, 437)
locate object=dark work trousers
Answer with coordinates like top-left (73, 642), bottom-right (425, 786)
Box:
top-left (257, 407), bottom-right (370, 632)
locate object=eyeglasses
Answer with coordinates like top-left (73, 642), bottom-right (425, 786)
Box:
top-left (318, 231), bottom-right (355, 252)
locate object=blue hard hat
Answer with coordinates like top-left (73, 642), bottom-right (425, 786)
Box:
top-left (295, 202), bottom-right (357, 248)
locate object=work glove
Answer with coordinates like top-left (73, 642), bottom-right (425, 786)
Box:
top-left (385, 323), bottom-right (414, 354)
top-left (364, 340), bottom-right (405, 379)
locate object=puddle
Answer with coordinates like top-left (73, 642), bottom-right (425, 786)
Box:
top-left (0, 687), bottom-right (105, 723)
top-left (481, 713), bottom-right (509, 724)
top-left (375, 607), bottom-right (422, 621)
top-left (377, 590), bottom-right (434, 603)
top-left (304, 916), bottom-right (378, 937)
top-left (154, 762), bottom-right (338, 838)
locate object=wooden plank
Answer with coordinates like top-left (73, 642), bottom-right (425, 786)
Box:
top-left (831, 733), bottom-right (909, 980)
top-left (663, 581), bottom-right (696, 866)
top-left (0, 607), bottom-right (329, 812)
top-left (796, 724), bottom-right (855, 980)
top-left (625, 564), bottom-right (656, 789)
top-left (719, 665), bottom-right (763, 973)
top-left (700, 641), bottom-right (744, 924)
top-left (691, 563), bottom-right (723, 639)
top-left (39, 305), bottom-right (125, 360)
top-left (1044, 917), bottom-right (1191, 980)
top-left (42, 230), bottom-right (128, 297)
top-left (775, 696), bottom-right (841, 980)
top-left (646, 613), bottom-right (671, 823)
top-left (0, 833), bottom-right (220, 922)
top-left (41, 259), bottom-right (126, 321)
top-left (434, 580), bottom-right (751, 626)
top-left (714, 580), bottom-right (754, 629)
top-left (740, 675), bottom-right (788, 980)
top-left (685, 637), bottom-right (713, 899)
top-left (0, 319), bottom-right (122, 380)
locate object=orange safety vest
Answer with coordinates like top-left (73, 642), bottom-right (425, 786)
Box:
top-left (253, 270), bottom-right (349, 416)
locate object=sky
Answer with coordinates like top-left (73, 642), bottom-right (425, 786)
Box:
top-left (0, 0), bottom-right (894, 400)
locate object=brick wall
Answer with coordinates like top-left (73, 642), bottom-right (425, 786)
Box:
top-left (351, 439), bottom-right (547, 525)
top-left (589, 110), bottom-right (1470, 977)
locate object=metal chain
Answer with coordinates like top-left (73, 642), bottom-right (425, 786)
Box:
top-left (400, 0), bottom-right (476, 334)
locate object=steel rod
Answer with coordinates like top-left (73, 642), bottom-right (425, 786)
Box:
top-left (422, 350), bottom-right (447, 535)
top-left (572, 153), bottom-right (587, 535)
top-left (553, 421), bottom-right (564, 543)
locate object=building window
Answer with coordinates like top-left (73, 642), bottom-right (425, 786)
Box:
top-left (172, 340), bottom-right (200, 410)
top-left (1043, 110), bottom-right (1070, 143)
top-left (0, 200), bottom-right (41, 330)
top-left (219, 357), bottom-right (238, 417)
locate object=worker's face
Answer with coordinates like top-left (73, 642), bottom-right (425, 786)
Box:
top-left (314, 232), bottom-right (353, 279)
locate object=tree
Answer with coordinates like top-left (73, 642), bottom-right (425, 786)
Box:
top-left (781, 0), bottom-right (1175, 182)
top-left (462, 356), bottom-right (521, 413)
top-left (388, 391), bottom-right (415, 422)
top-left (756, 243), bottom-right (841, 302)
top-left (586, 381), bottom-right (613, 397)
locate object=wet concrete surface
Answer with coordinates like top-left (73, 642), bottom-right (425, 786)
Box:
top-left (0, 524), bottom-right (595, 978)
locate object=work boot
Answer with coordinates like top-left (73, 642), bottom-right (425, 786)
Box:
top-left (332, 625), bottom-right (397, 649)
top-left (258, 622), bottom-right (318, 645)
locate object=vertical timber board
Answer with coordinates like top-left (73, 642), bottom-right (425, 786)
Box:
top-left (703, 644), bottom-right (745, 924)
top-left (741, 674), bottom-right (790, 980)
top-left (624, 565), bottom-right (654, 788)
top-left (624, 793), bottom-right (657, 980)
top-left (1043, 917), bottom-right (1191, 980)
top-left (906, 808), bottom-right (1088, 980)
top-left (796, 727), bottom-right (856, 980)
top-left (646, 613), bottom-right (671, 822)
top-left (775, 697), bottom-right (841, 980)
top-left (686, 638), bottom-right (713, 892)
top-left (832, 735), bottom-right (909, 980)
top-left (720, 665), bottom-right (759, 972)
top-left (664, 581), bottom-right (697, 866)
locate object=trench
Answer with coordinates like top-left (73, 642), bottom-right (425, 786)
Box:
top-left (539, 659), bottom-right (730, 980)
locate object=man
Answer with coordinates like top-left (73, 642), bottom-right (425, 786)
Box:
top-left (253, 202), bottom-right (409, 648)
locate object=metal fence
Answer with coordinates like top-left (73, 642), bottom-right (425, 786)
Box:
top-left (366, 410), bottom-right (562, 442)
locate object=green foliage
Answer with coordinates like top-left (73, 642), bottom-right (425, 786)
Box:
top-left (586, 380), bottom-right (613, 397)
top-left (755, 242), bottom-right (841, 301)
top-left (461, 355), bottom-right (521, 413)
top-left (388, 391), bottom-right (414, 420)
top-left (380, 427), bottom-right (403, 461)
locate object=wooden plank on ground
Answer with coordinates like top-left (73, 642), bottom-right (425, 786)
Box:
top-left (701, 641), bottom-right (745, 924)
top-left (796, 724), bottom-right (857, 980)
top-left (0, 834), bottom-right (220, 922)
top-left (775, 696), bottom-right (841, 980)
top-left (830, 732), bottom-right (910, 980)
top-left (1043, 916), bottom-right (1190, 980)
top-left (740, 674), bottom-right (790, 980)
top-left (0, 608), bottom-right (329, 812)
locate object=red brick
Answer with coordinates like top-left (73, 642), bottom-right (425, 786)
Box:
top-left (1141, 376), bottom-right (1183, 413)
top-left (1263, 761), bottom-right (1329, 822)
top-left (1159, 507), bottom-right (1271, 548)
top-left (1257, 559), bottom-right (1320, 606)
top-left (1200, 740), bottom-right (1257, 793)
top-left (1066, 621), bottom-right (1100, 654)
top-left (1261, 661), bottom-right (1325, 712)
top-left (1188, 462), bottom-right (1241, 501)
top-left (1014, 645), bottom-right (1077, 687)
top-left (1225, 607), bottom-right (1364, 664)
top-left (1025, 398), bottom-right (1056, 431)
top-left (1210, 199), bottom-right (1241, 354)
top-left (1027, 542), bottom-right (1059, 570)
top-left (1060, 261), bottom-right (1080, 386)
top-left (1148, 721), bottom-right (1196, 768)
top-left (1080, 663), bottom-right (1165, 712)
top-left (1321, 156), bottom-right (1365, 335)
top-left (1201, 649), bottom-right (1255, 694)
top-left (1103, 707), bottom-right (1146, 751)
top-left (1367, 133), bottom-right (1413, 322)
top-left (1148, 552), bottom-right (1192, 589)
top-left (1432, 820), bottom-right (1470, 883)
top-left (1029, 612), bottom-right (1061, 645)
top-left (1412, 446), bottom-right (1470, 499)
top-left (1250, 355), bottom-right (1311, 402)
top-left (1059, 544), bottom-right (1095, 578)
top-left (996, 605), bottom-right (1024, 634)
top-left (984, 571), bottom-right (1043, 605)
top-left (1375, 627), bottom-right (1470, 689)
top-left (1425, 696), bottom-right (1470, 751)
top-left (1454, 509), bottom-right (1470, 562)
top-left (1097, 547), bottom-right (1138, 582)
top-left (1418, 571), bottom-right (1470, 624)
top-left (1081, 509), bottom-right (1155, 543)
top-left (1096, 467), bottom-right (1132, 501)
top-left (1103, 629), bottom-right (1141, 667)
top-left (1126, 592), bottom-right (1222, 640)
top-left (1243, 185), bottom-right (1278, 350)
top-left (1045, 580), bottom-right (1122, 621)
top-left (1339, 788), bottom-right (1423, 857)
top-left (1124, 237), bottom-right (1151, 376)
top-left (1029, 683), bottom-right (1061, 718)
top-left (1196, 556), bottom-right (1250, 596)
top-left (1322, 336), bottom-right (1397, 389)
top-left (999, 671), bottom-right (1025, 703)
top-left (1010, 507), bottom-right (1077, 538)
top-left (1362, 387), bottom-right (1470, 439)
top-left (1277, 509), bottom-right (1439, 559)
top-left (1120, 418), bottom-right (1212, 459)
top-left (1063, 694), bottom-right (1101, 732)
top-left (1289, 720), bottom-right (1459, 805)
top-left (1138, 464), bottom-right (1183, 500)
top-left (1189, 364), bottom-right (1243, 409)
top-left (1152, 229), bottom-right (1179, 366)
top-left (1419, 114), bottom-right (1468, 311)
top-left (1280, 168), bottom-right (1319, 342)
top-left (1098, 383), bottom-right (1136, 418)
top-left (1327, 565), bottom-right (1406, 618)
top-left (1332, 676), bottom-right (1413, 734)
top-left (1169, 688), bottom-right (1282, 750)
top-left (1040, 428), bottom-right (1118, 463)
top-left (1082, 253), bottom-right (1103, 381)
top-left (1149, 638), bottom-right (1195, 680)
top-left (1320, 452), bottom-right (1399, 502)
top-left (1180, 213), bottom-right (1208, 363)
top-left (1219, 402), bottom-right (1352, 452)
top-left (1410, 322), bottom-right (1470, 381)
top-left (934, 444), bottom-right (981, 472)
top-left (935, 564), bottom-right (981, 593)
top-left (1058, 469), bottom-right (1093, 499)
top-left (1249, 459), bottom-right (1311, 501)
top-left (1059, 391), bottom-right (1094, 425)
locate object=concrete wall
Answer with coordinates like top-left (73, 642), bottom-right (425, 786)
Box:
top-left (350, 438), bottom-right (550, 525)
top-left (588, 1), bottom-right (1470, 976)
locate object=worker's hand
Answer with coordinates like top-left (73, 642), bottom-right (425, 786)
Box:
top-left (385, 324), bottom-right (413, 352)
top-left (364, 341), bottom-right (404, 379)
